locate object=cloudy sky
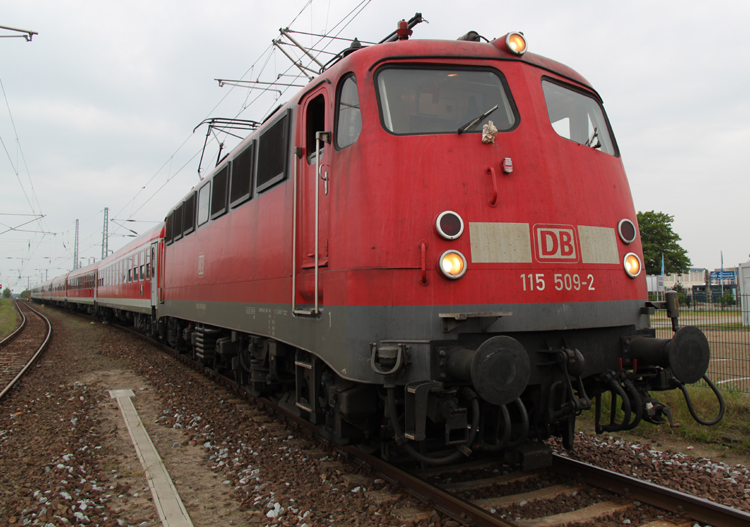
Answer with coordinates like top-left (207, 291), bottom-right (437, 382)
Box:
top-left (1, 0), bottom-right (748, 292)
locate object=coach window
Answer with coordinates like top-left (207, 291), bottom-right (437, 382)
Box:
top-left (210, 165), bottom-right (229, 219)
top-left (145, 250), bottom-right (151, 280)
top-left (183, 193), bottom-right (196, 236)
top-left (256, 110), bottom-right (290, 192)
top-left (230, 143), bottom-right (253, 208)
top-left (335, 75), bottom-right (361, 149)
top-left (140, 251), bottom-right (145, 280)
top-left (198, 182), bottom-right (210, 226)
top-left (541, 79), bottom-right (617, 156)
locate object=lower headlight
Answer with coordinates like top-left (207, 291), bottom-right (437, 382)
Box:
top-left (623, 253), bottom-right (642, 278)
top-left (439, 250), bottom-right (467, 279)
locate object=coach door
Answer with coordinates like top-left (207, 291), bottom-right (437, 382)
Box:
top-left (150, 242), bottom-right (158, 307)
top-left (293, 86), bottom-right (332, 315)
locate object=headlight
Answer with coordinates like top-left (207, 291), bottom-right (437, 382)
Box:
top-left (623, 253), bottom-right (642, 278)
top-left (436, 211), bottom-right (464, 240)
top-left (506, 32), bottom-right (527, 55)
top-left (618, 219), bottom-right (637, 244)
top-left (439, 250), bottom-right (467, 279)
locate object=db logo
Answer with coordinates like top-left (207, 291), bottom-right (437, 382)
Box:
top-left (533, 224), bottom-right (579, 263)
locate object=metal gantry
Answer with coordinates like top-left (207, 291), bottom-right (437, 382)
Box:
top-left (102, 207), bottom-right (109, 260)
top-left (73, 219), bottom-right (79, 270)
top-left (0, 25), bottom-right (37, 42)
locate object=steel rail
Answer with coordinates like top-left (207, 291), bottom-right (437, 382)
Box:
top-left (0, 299), bottom-right (27, 347)
top-left (0, 302), bottom-right (53, 400)
top-left (552, 454), bottom-right (750, 527)
top-left (337, 444), bottom-right (517, 527)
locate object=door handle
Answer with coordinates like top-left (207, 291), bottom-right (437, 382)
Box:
top-left (320, 166), bottom-right (329, 195)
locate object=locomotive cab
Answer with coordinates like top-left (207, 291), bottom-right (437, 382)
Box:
top-left (311, 27), bottom-right (723, 464)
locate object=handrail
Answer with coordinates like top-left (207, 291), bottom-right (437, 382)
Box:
top-left (486, 166), bottom-right (498, 207)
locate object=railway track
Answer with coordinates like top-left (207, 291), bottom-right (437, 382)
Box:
top-left (39, 305), bottom-right (750, 527)
top-left (168, 342), bottom-right (750, 526)
top-left (0, 300), bottom-right (53, 400)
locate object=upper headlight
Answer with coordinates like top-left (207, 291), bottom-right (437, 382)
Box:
top-left (618, 219), bottom-right (637, 244)
top-left (436, 211), bottom-right (464, 240)
top-left (505, 32), bottom-right (527, 55)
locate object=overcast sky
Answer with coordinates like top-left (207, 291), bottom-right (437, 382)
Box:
top-left (1, 0), bottom-right (748, 292)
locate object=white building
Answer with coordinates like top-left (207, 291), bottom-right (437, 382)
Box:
top-left (661, 268), bottom-right (707, 292)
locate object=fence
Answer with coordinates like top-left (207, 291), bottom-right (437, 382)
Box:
top-left (651, 293), bottom-right (750, 394)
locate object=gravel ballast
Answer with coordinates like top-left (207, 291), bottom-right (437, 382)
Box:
top-left (2, 306), bottom-right (749, 526)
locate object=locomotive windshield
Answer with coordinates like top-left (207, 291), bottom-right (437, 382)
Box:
top-left (375, 67), bottom-right (516, 135)
top-left (542, 80), bottom-right (617, 156)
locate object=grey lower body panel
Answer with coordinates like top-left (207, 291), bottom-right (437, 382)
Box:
top-left (98, 297), bottom-right (153, 315)
top-left (159, 298), bottom-right (648, 384)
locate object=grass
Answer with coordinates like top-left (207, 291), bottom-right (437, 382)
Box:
top-left (578, 385), bottom-right (750, 454)
top-left (0, 298), bottom-right (20, 340)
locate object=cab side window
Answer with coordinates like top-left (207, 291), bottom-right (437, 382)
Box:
top-left (335, 75), bottom-right (361, 149)
top-left (198, 182), bottom-right (210, 226)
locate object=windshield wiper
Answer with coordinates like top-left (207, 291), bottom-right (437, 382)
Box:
top-left (585, 127), bottom-right (601, 149)
top-left (457, 104), bottom-right (499, 134)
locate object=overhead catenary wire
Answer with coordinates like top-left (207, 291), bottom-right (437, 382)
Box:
top-left (0, 78), bottom-right (45, 224)
top-left (14, 0), bottom-right (373, 288)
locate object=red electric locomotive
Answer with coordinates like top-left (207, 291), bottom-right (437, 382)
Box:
top-left (35, 18), bottom-right (722, 466)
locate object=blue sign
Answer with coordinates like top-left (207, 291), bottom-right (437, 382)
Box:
top-left (710, 271), bottom-right (736, 281)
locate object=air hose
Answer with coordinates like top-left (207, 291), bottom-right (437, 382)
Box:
top-left (506, 398), bottom-right (530, 448)
top-left (679, 375), bottom-right (725, 426)
top-left (620, 379), bottom-right (643, 431)
top-left (386, 387), bottom-right (479, 466)
top-left (480, 403), bottom-right (511, 452)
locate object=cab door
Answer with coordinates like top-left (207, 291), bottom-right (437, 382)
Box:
top-left (294, 86), bottom-right (332, 312)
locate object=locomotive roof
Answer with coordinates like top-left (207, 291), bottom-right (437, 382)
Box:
top-left (324, 37), bottom-right (595, 93)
